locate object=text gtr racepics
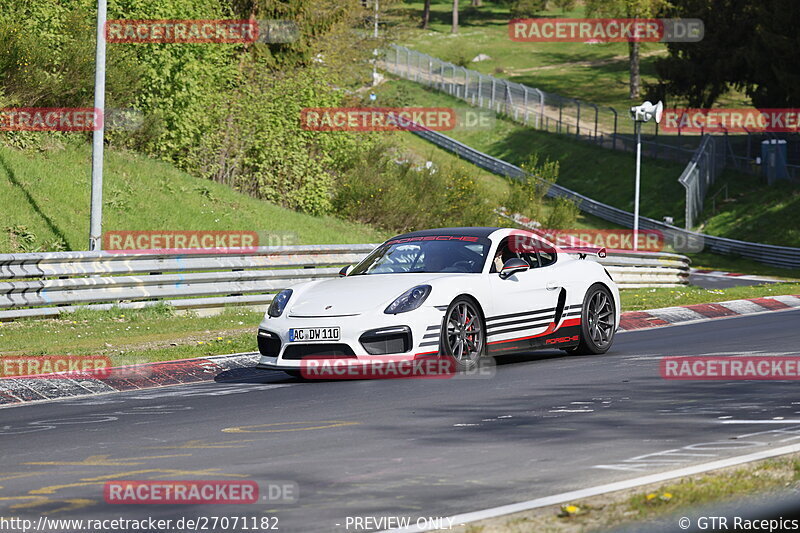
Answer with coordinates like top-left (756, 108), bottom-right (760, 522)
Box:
top-left (256, 227), bottom-right (620, 376)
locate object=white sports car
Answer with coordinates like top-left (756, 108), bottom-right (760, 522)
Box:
top-left (256, 227), bottom-right (620, 376)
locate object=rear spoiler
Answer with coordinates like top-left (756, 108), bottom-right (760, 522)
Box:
top-left (560, 246), bottom-right (607, 259)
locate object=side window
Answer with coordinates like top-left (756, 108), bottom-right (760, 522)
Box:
top-left (490, 238), bottom-right (523, 273)
top-left (537, 241), bottom-right (557, 267)
top-left (490, 235), bottom-right (556, 272)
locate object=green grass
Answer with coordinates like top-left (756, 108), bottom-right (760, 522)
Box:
top-left (378, 79), bottom-right (693, 225)
top-left (620, 282), bottom-right (800, 312)
top-left (378, 79), bottom-right (800, 254)
top-left (390, 0), bottom-right (753, 133)
top-left (395, 130), bottom-right (613, 230)
top-left (699, 177), bottom-right (800, 247)
top-left (0, 141), bottom-right (386, 253)
top-left (0, 305), bottom-right (261, 365)
top-left (470, 454), bottom-right (800, 533)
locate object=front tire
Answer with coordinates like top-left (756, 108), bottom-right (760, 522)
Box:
top-left (568, 284), bottom-right (616, 355)
top-left (441, 296), bottom-right (486, 370)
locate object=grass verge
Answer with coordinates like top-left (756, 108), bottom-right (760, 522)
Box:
top-left (450, 454), bottom-right (800, 533)
top-left (0, 305), bottom-right (261, 366)
top-left (620, 283), bottom-right (800, 312)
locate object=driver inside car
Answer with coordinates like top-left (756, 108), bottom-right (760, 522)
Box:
top-left (492, 244), bottom-right (521, 272)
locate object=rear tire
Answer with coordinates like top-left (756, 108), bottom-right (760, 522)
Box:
top-left (568, 284), bottom-right (616, 355)
top-left (441, 296), bottom-right (486, 371)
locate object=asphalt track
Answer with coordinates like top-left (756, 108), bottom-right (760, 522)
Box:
top-left (688, 272), bottom-right (781, 289)
top-left (1, 310), bottom-right (800, 532)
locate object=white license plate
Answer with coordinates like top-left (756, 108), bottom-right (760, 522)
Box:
top-left (289, 327), bottom-right (340, 342)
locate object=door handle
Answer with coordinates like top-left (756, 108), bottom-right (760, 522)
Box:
top-left (546, 281), bottom-right (560, 291)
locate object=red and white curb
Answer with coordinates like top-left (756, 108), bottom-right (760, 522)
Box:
top-left (619, 294), bottom-right (800, 331)
top-left (1, 295), bottom-right (799, 406)
top-left (0, 352), bottom-right (259, 407)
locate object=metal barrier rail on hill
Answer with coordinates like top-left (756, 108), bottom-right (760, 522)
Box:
top-left (410, 127), bottom-right (800, 270)
top-left (0, 245), bottom-right (689, 321)
top-left (383, 45), bottom-right (798, 232)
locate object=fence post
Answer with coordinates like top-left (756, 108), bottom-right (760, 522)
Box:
top-left (575, 99), bottom-right (581, 139)
top-left (523, 86), bottom-right (529, 124)
top-left (534, 88), bottom-right (544, 129)
top-left (609, 107), bottom-right (618, 150)
top-left (491, 78), bottom-right (496, 110)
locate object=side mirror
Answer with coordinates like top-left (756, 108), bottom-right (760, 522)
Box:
top-left (499, 258), bottom-right (529, 279)
top-left (339, 265), bottom-right (354, 277)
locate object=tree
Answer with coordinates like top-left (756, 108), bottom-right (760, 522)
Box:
top-left (585, 0), bottom-right (669, 100)
top-left (422, 0), bottom-right (431, 28)
top-left (655, 0), bottom-right (800, 107)
top-left (452, 0), bottom-right (459, 33)
top-left (552, 0), bottom-right (576, 12)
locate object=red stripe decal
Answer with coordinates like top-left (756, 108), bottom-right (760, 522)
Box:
top-left (487, 318), bottom-right (581, 345)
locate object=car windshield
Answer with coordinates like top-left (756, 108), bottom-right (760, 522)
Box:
top-left (350, 236), bottom-right (491, 275)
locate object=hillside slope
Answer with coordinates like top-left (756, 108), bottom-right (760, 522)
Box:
top-left (0, 142), bottom-right (386, 253)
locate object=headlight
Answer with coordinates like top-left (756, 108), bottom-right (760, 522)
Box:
top-left (384, 285), bottom-right (431, 314)
top-left (268, 289), bottom-right (293, 318)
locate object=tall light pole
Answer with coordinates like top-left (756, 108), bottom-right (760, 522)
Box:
top-left (89, 0), bottom-right (107, 251)
top-left (629, 100), bottom-right (663, 251)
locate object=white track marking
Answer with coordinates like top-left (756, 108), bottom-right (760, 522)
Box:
top-left (381, 443), bottom-right (800, 532)
top-left (721, 420), bottom-right (800, 424)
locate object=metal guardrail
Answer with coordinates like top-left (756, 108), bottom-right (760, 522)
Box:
top-left (0, 244), bottom-right (689, 321)
top-left (411, 127), bottom-right (800, 270)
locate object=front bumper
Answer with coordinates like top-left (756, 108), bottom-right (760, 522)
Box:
top-left (256, 306), bottom-right (445, 370)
